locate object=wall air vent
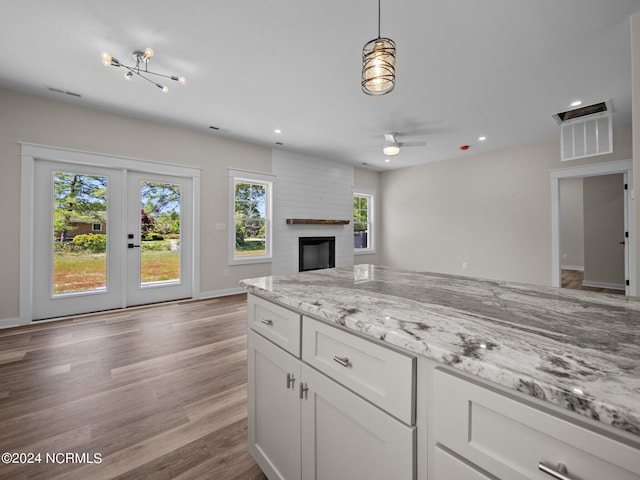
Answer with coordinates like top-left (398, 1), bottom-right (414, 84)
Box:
top-left (47, 87), bottom-right (82, 98)
top-left (554, 100), bottom-right (613, 161)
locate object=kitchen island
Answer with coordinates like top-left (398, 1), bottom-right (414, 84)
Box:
top-left (241, 265), bottom-right (640, 480)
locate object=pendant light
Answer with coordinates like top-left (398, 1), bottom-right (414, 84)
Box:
top-left (361, 0), bottom-right (396, 95)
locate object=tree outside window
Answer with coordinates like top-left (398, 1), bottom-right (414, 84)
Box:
top-left (234, 181), bottom-right (268, 258)
top-left (354, 193), bottom-right (373, 250)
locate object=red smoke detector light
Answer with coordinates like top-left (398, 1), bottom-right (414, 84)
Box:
top-left (460, 145), bottom-right (470, 150)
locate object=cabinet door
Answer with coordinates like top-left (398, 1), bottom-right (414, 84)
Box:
top-left (248, 331), bottom-right (301, 480)
top-left (301, 364), bottom-right (415, 480)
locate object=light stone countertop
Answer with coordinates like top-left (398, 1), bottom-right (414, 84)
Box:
top-left (240, 265), bottom-right (640, 436)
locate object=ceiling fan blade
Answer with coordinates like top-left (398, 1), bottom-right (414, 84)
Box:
top-left (398, 141), bottom-right (427, 147)
top-left (384, 133), bottom-right (397, 143)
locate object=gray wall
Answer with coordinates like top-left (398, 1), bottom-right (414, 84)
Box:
top-left (380, 124), bottom-right (632, 286)
top-left (0, 88), bottom-right (274, 321)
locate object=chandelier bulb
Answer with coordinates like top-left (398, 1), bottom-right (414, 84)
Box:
top-left (144, 48), bottom-right (154, 59)
top-left (178, 76), bottom-right (187, 85)
top-left (124, 71), bottom-right (133, 81)
top-left (101, 53), bottom-right (112, 66)
top-left (161, 85), bottom-right (169, 93)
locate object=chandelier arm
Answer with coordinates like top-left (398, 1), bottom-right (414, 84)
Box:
top-left (137, 70), bottom-right (182, 81)
top-left (130, 69), bottom-right (167, 90)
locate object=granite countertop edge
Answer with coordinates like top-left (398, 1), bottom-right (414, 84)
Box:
top-left (240, 267), bottom-right (640, 438)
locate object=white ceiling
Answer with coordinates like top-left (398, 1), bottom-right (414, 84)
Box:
top-left (1, 0), bottom-right (639, 170)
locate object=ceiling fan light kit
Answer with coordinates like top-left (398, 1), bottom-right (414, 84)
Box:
top-left (361, 0), bottom-right (396, 95)
top-left (382, 133), bottom-right (426, 156)
top-left (101, 48), bottom-right (186, 93)
top-left (383, 143), bottom-right (400, 156)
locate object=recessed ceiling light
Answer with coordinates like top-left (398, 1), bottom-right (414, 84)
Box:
top-left (274, 129), bottom-right (282, 134)
top-left (570, 100), bottom-right (582, 107)
top-left (384, 158), bottom-right (390, 163)
top-left (478, 136), bottom-right (486, 141)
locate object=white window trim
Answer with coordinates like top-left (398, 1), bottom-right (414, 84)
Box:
top-left (228, 169), bottom-right (275, 265)
top-left (353, 187), bottom-right (376, 255)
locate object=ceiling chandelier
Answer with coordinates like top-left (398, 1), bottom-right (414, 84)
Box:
top-left (101, 48), bottom-right (186, 93)
top-left (361, 0), bottom-right (396, 95)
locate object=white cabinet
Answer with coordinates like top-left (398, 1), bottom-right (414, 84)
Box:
top-left (431, 367), bottom-right (640, 480)
top-left (247, 295), bottom-right (416, 480)
top-left (300, 360), bottom-right (414, 480)
top-left (248, 330), bottom-right (301, 480)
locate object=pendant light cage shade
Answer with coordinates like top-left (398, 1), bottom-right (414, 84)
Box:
top-left (361, 37), bottom-right (396, 95)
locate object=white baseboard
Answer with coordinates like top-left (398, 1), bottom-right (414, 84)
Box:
top-left (581, 280), bottom-right (625, 291)
top-left (561, 265), bottom-right (584, 271)
top-left (0, 289), bottom-right (248, 331)
top-left (199, 287), bottom-right (246, 299)
top-left (0, 317), bottom-right (24, 329)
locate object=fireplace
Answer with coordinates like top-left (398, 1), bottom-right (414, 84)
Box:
top-left (299, 237), bottom-right (335, 272)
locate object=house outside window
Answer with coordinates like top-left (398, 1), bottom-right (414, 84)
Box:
top-left (229, 169), bottom-right (274, 264)
top-left (353, 189), bottom-right (374, 253)
top-left (92, 223), bottom-right (102, 232)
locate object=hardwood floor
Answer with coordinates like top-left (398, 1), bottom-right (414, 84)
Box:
top-left (0, 295), bottom-right (267, 480)
top-left (561, 269), bottom-right (625, 295)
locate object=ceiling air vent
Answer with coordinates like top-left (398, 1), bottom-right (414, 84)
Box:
top-left (553, 100), bottom-right (613, 161)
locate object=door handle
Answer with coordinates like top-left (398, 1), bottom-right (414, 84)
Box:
top-left (127, 243), bottom-right (141, 248)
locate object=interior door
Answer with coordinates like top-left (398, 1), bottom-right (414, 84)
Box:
top-left (126, 171), bottom-right (193, 306)
top-left (32, 160), bottom-right (125, 320)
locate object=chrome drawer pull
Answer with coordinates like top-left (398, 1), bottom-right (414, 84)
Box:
top-left (299, 382), bottom-right (309, 400)
top-left (539, 462), bottom-right (573, 480)
top-left (333, 356), bottom-right (351, 367)
top-left (286, 372), bottom-right (295, 389)
top-left (260, 319), bottom-right (273, 326)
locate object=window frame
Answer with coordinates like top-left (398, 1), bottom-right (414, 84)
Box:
top-left (228, 169), bottom-right (274, 265)
top-left (353, 188), bottom-right (375, 255)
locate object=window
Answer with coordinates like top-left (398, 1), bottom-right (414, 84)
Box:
top-left (92, 223), bottom-right (102, 232)
top-left (229, 170), bottom-right (274, 264)
top-left (353, 189), bottom-right (374, 253)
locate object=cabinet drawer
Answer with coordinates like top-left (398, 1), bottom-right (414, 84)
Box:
top-left (302, 316), bottom-right (415, 424)
top-left (248, 295), bottom-right (301, 357)
top-left (433, 367), bottom-right (640, 480)
top-left (433, 445), bottom-right (493, 480)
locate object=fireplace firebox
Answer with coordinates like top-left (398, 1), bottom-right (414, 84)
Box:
top-left (299, 237), bottom-right (335, 272)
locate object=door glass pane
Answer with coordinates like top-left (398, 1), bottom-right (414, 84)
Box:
top-left (53, 172), bottom-right (108, 295)
top-left (140, 181), bottom-right (181, 285)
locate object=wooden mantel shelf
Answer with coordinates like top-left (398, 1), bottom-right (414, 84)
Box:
top-left (286, 218), bottom-right (350, 225)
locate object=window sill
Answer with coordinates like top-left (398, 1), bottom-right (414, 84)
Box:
top-left (228, 256), bottom-right (272, 266)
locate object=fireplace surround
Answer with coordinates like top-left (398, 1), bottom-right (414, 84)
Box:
top-left (299, 237), bottom-right (335, 272)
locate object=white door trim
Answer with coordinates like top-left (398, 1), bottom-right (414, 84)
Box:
top-left (20, 142), bottom-right (201, 325)
top-left (550, 159), bottom-right (634, 294)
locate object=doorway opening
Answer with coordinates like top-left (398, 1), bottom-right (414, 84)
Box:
top-left (551, 159), bottom-right (634, 295)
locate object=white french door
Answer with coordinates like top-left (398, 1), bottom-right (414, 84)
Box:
top-left (126, 171), bottom-right (193, 307)
top-left (31, 159), bottom-right (194, 320)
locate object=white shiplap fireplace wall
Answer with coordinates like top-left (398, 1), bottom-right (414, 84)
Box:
top-left (272, 150), bottom-right (354, 275)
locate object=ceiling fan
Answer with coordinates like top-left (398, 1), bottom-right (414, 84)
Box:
top-left (383, 133), bottom-right (426, 156)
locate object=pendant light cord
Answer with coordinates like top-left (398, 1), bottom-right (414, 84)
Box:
top-left (378, 0), bottom-right (381, 38)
